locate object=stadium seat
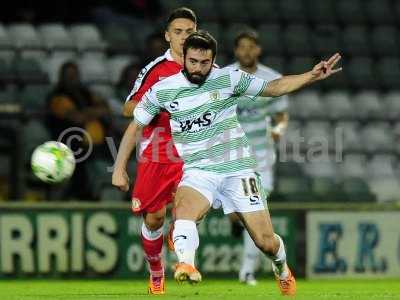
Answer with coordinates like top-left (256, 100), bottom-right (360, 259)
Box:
top-left (392, 122), bottom-right (400, 154)
top-left (312, 25), bottom-right (341, 57)
top-left (365, 0), bottom-right (395, 25)
top-left (0, 23), bottom-right (14, 62)
top-left (366, 154), bottom-right (399, 202)
top-left (311, 176), bottom-right (344, 201)
top-left (0, 84), bottom-right (16, 103)
top-left (190, 0), bottom-right (219, 21)
top-left (352, 91), bottom-right (384, 120)
top-left (201, 22), bottom-right (221, 44)
top-left (335, 121), bottom-right (363, 152)
top-left (278, 0), bottom-right (308, 23)
top-left (371, 26), bottom-right (399, 57)
top-left (276, 160), bottom-right (305, 178)
top-left (88, 83), bottom-right (115, 100)
top-left (276, 176), bottom-right (313, 202)
top-left (37, 23), bottom-right (75, 52)
top-left (22, 120), bottom-right (51, 163)
top-left (18, 84), bottom-right (50, 110)
top-left (258, 24), bottom-right (284, 56)
top-left (341, 26), bottom-right (370, 56)
top-left (347, 57), bottom-right (376, 89)
top-left (336, 0), bottom-right (366, 25)
top-left (222, 23), bottom-right (251, 53)
top-left (339, 154), bottom-right (368, 178)
top-left (278, 120), bottom-right (303, 152)
top-left (304, 158), bottom-right (338, 178)
top-left (289, 90), bottom-right (324, 119)
top-left (286, 56), bottom-right (315, 75)
top-left (247, 0), bottom-right (280, 23)
top-left (7, 23), bottom-right (43, 50)
top-left (382, 91), bottom-right (400, 120)
top-left (13, 57), bottom-right (49, 84)
top-left (218, 0), bottom-right (248, 22)
top-left (78, 54), bottom-right (109, 84)
top-left (107, 55), bottom-right (138, 85)
top-left (215, 52), bottom-right (229, 67)
top-left (261, 56), bottom-right (286, 74)
top-left (69, 24), bottom-right (106, 52)
top-left (341, 177), bottom-right (376, 202)
top-left (101, 23), bottom-right (138, 54)
top-left (161, 0), bottom-right (189, 13)
top-left (361, 123), bottom-right (394, 153)
top-left (302, 121), bottom-right (333, 151)
top-left (44, 52), bottom-right (77, 84)
top-left (367, 154), bottom-right (397, 177)
top-left (99, 186), bottom-right (125, 201)
top-left (376, 58), bottom-right (400, 89)
top-left (284, 24), bottom-right (312, 56)
top-left (322, 91), bottom-right (354, 120)
top-left (0, 58), bottom-right (14, 83)
top-left (304, 0), bottom-right (337, 24)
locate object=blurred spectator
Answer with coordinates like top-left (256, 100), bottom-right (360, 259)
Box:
top-left (115, 61), bottom-right (142, 102)
top-left (45, 61), bottom-right (114, 200)
top-left (141, 31), bottom-right (169, 65)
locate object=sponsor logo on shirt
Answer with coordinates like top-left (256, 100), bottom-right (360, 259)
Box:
top-left (179, 112), bottom-right (215, 133)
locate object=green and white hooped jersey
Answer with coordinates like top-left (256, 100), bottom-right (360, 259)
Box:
top-left (228, 63), bottom-right (289, 173)
top-left (134, 67), bottom-right (271, 174)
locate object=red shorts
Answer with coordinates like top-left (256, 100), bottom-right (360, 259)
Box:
top-left (131, 161), bottom-right (183, 214)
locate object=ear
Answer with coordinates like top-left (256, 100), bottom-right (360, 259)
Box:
top-left (165, 31), bottom-right (170, 43)
top-left (255, 45), bottom-right (262, 57)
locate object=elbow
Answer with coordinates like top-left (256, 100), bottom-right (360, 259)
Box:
top-left (122, 101), bottom-right (136, 117)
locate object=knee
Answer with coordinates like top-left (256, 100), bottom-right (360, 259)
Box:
top-left (144, 213), bottom-right (165, 231)
top-left (253, 233), bottom-right (279, 256)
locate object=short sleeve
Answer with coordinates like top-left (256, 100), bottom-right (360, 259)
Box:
top-left (229, 68), bottom-right (269, 99)
top-left (133, 89), bottom-right (161, 126)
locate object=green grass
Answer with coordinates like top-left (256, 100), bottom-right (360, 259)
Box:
top-left (0, 279), bottom-right (399, 300)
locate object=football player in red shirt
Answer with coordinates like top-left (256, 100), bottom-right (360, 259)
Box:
top-left (120, 7), bottom-right (197, 295)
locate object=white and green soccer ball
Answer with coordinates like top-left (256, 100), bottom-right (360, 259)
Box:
top-left (31, 141), bottom-right (76, 184)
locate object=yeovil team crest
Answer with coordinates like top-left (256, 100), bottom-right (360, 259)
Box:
top-left (209, 91), bottom-right (220, 101)
top-left (131, 198), bottom-right (141, 212)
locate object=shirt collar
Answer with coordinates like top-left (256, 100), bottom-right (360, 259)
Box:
top-left (165, 49), bottom-right (174, 61)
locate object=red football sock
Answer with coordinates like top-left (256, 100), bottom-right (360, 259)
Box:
top-left (141, 233), bottom-right (164, 275)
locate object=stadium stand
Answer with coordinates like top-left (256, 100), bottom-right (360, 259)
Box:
top-left (1, 0), bottom-right (400, 202)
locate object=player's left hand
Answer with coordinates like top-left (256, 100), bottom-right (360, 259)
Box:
top-left (112, 169), bottom-right (130, 192)
top-left (311, 53), bottom-right (342, 81)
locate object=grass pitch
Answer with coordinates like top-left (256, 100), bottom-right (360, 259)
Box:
top-left (0, 278), bottom-right (399, 300)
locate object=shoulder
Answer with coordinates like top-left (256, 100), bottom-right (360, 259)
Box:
top-left (256, 64), bottom-right (282, 79)
top-left (226, 62), bottom-right (240, 70)
top-left (137, 55), bottom-right (169, 81)
top-left (150, 72), bottom-right (184, 92)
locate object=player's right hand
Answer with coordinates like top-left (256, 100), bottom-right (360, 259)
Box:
top-left (112, 169), bottom-right (130, 192)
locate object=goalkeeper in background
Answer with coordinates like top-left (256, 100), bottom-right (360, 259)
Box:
top-left (227, 30), bottom-right (289, 285)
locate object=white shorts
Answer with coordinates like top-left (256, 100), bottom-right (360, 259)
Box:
top-left (178, 169), bottom-right (266, 215)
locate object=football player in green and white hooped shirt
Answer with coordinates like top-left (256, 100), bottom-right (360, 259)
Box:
top-left (112, 31), bottom-right (342, 297)
top-left (227, 30), bottom-right (289, 286)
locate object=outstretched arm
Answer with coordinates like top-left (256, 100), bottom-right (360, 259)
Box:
top-left (112, 121), bottom-right (143, 192)
top-left (262, 53), bottom-right (342, 97)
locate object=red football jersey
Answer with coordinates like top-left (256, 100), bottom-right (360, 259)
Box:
top-left (127, 50), bottom-right (182, 163)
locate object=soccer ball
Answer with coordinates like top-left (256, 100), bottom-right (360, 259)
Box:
top-left (31, 141), bottom-right (76, 184)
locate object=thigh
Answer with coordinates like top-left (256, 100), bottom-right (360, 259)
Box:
top-left (132, 162), bottom-right (182, 214)
top-left (174, 186), bottom-right (211, 221)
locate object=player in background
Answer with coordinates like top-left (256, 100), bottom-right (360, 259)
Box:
top-left (113, 31), bottom-right (342, 297)
top-left (227, 30), bottom-right (289, 285)
top-left (122, 7), bottom-right (196, 295)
